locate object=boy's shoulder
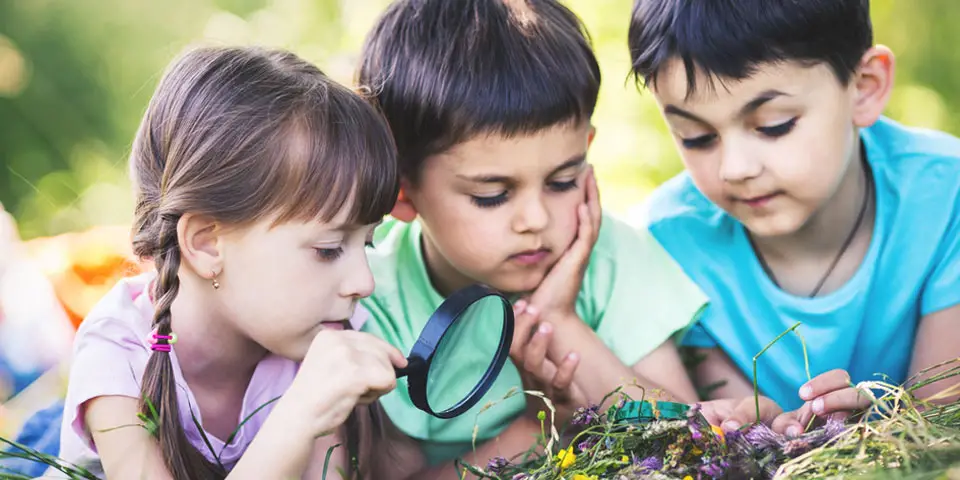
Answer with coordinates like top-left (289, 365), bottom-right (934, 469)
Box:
top-left (863, 116), bottom-right (960, 206)
top-left (865, 116), bottom-right (960, 166)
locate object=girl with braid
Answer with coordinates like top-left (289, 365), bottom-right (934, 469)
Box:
top-left (55, 46), bottom-right (423, 479)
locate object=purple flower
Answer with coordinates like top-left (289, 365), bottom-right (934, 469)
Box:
top-left (571, 404), bottom-right (601, 426)
top-left (700, 460), bottom-right (726, 478)
top-left (822, 415), bottom-right (846, 440)
top-left (637, 456), bottom-right (662, 471)
top-left (486, 456), bottom-right (509, 474)
top-left (511, 475), bottom-right (530, 480)
top-left (744, 423), bottom-right (785, 449)
top-left (577, 436), bottom-right (598, 452)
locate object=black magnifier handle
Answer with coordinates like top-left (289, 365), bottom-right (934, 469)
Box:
top-left (395, 356), bottom-right (427, 379)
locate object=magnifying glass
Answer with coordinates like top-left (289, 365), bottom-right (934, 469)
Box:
top-left (394, 284), bottom-right (514, 419)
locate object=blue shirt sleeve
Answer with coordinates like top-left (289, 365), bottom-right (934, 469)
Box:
top-left (921, 198), bottom-right (960, 315)
top-left (678, 306), bottom-right (718, 348)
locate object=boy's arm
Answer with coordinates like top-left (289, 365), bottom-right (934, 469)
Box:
top-left (632, 340), bottom-right (704, 401)
top-left (911, 208), bottom-right (960, 404)
top-left (687, 347), bottom-right (755, 399)
top-left (546, 316), bottom-right (697, 405)
top-left (908, 304), bottom-right (960, 403)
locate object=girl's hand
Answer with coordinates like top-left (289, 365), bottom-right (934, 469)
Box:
top-left (288, 329), bottom-right (407, 437)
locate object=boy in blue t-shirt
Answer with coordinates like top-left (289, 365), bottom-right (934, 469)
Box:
top-left (628, 0), bottom-right (960, 430)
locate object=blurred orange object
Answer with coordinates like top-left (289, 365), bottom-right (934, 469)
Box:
top-left (23, 225), bottom-right (149, 329)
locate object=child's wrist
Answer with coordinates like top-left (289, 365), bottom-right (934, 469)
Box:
top-left (541, 310), bottom-right (583, 325)
top-left (274, 390), bottom-right (333, 440)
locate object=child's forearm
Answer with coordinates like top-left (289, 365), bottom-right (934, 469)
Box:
top-left (406, 416), bottom-right (543, 480)
top-left (547, 314), bottom-right (682, 405)
top-left (228, 396), bottom-right (319, 480)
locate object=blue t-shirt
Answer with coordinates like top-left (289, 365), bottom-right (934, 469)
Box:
top-left (645, 116), bottom-right (960, 410)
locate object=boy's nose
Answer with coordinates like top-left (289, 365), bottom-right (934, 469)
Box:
top-left (719, 141), bottom-right (763, 183)
top-left (512, 194), bottom-right (549, 233)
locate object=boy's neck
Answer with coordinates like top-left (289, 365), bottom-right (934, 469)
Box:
top-left (751, 143), bottom-right (874, 275)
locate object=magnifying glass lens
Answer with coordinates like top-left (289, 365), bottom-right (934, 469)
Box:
top-left (425, 295), bottom-right (505, 415)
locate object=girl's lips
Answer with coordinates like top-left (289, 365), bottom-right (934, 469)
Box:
top-left (320, 320), bottom-right (348, 331)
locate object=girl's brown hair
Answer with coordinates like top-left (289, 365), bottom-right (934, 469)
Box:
top-left (129, 45), bottom-right (399, 479)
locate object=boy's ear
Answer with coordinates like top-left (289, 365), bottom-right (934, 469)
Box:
top-left (177, 214), bottom-right (223, 281)
top-left (587, 125), bottom-right (597, 149)
top-left (852, 45), bottom-right (895, 128)
top-left (390, 180), bottom-right (418, 223)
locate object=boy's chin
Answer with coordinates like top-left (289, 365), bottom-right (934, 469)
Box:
top-left (481, 270), bottom-right (547, 296)
top-left (737, 212), bottom-right (808, 239)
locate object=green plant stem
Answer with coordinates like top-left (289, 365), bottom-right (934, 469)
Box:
top-left (754, 321), bottom-right (803, 423)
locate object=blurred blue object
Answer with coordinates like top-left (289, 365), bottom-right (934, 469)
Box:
top-left (0, 400), bottom-right (63, 478)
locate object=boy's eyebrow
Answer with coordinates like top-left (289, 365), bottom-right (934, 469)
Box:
top-left (664, 89), bottom-right (790, 124)
top-left (548, 154), bottom-right (587, 176)
top-left (456, 154), bottom-right (586, 184)
top-left (739, 89), bottom-right (789, 117)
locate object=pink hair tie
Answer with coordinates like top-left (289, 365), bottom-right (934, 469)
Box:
top-left (148, 328), bottom-right (178, 353)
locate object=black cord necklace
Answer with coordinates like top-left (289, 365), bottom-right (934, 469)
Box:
top-left (751, 159), bottom-right (874, 298)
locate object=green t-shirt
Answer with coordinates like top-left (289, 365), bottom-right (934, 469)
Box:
top-left (359, 213), bottom-right (706, 464)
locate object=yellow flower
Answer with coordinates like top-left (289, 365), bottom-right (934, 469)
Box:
top-left (621, 455), bottom-right (630, 463)
top-left (691, 447), bottom-right (704, 455)
top-left (712, 424), bottom-right (726, 444)
top-left (556, 447), bottom-right (576, 470)
top-left (683, 476), bottom-right (694, 480)
top-left (572, 475), bottom-right (597, 480)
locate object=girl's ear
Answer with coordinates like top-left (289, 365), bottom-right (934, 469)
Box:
top-left (390, 180), bottom-right (418, 223)
top-left (177, 213), bottom-right (223, 281)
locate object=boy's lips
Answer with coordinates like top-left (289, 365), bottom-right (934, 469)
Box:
top-left (735, 191), bottom-right (783, 208)
top-left (509, 248), bottom-right (551, 266)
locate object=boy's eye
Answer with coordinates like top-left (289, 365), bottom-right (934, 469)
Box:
top-left (547, 179), bottom-right (578, 193)
top-left (681, 134), bottom-right (717, 150)
top-left (757, 118), bottom-right (798, 138)
top-left (315, 247), bottom-right (344, 261)
top-left (471, 192), bottom-right (508, 208)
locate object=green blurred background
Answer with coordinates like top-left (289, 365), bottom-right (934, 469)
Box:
top-left (1, 0), bottom-right (958, 240)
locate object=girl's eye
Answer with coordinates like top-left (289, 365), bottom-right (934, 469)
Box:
top-left (757, 117), bottom-right (798, 138)
top-left (315, 247), bottom-right (344, 261)
top-left (471, 192), bottom-right (508, 208)
top-left (547, 179), bottom-right (578, 193)
top-left (681, 134), bottom-right (718, 150)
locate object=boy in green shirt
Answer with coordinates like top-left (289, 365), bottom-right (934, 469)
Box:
top-left (356, 0), bottom-right (863, 476)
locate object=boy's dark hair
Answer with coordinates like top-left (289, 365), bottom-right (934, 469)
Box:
top-left (357, 0), bottom-right (600, 183)
top-left (628, 0), bottom-right (873, 96)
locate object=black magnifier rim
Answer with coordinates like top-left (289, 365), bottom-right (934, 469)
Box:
top-left (405, 284), bottom-right (514, 419)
